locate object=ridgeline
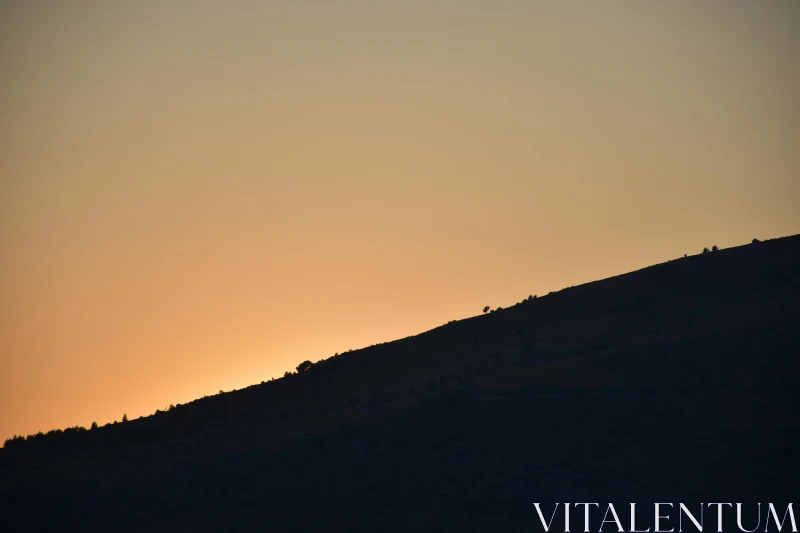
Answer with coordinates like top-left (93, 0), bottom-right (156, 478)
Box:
top-left (2, 236), bottom-right (798, 532)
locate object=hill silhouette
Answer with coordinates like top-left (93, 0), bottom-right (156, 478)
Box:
top-left (1, 236), bottom-right (798, 532)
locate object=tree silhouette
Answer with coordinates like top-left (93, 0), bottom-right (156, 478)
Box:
top-left (296, 360), bottom-right (313, 373)
top-left (712, 245), bottom-right (719, 252)
top-left (703, 247), bottom-right (710, 254)
top-left (122, 414), bottom-right (128, 423)
top-left (482, 306), bottom-right (490, 314)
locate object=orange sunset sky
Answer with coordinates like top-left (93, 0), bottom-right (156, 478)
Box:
top-left (1, 1), bottom-right (798, 443)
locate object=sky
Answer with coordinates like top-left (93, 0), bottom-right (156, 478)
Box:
top-left (1, 1), bottom-right (798, 442)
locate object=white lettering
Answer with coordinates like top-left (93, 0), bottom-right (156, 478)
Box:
top-left (534, 503), bottom-right (560, 532)
top-left (680, 503), bottom-right (704, 532)
top-left (656, 503), bottom-right (675, 533)
top-left (766, 504), bottom-right (797, 532)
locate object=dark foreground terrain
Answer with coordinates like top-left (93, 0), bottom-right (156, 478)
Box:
top-left (2, 236), bottom-right (798, 532)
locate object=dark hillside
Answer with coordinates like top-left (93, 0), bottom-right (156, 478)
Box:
top-left (1, 236), bottom-right (798, 532)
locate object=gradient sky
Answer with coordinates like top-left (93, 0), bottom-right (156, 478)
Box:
top-left (1, 1), bottom-right (798, 442)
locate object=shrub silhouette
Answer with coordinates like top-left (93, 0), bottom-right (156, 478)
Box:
top-left (752, 238), bottom-right (761, 244)
top-left (4, 435), bottom-right (25, 449)
top-left (122, 414), bottom-right (128, 423)
top-left (482, 306), bottom-right (490, 314)
top-left (297, 360), bottom-right (313, 373)
top-left (712, 245), bottom-right (719, 252)
top-left (91, 422), bottom-right (98, 430)
top-left (703, 247), bottom-right (710, 254)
